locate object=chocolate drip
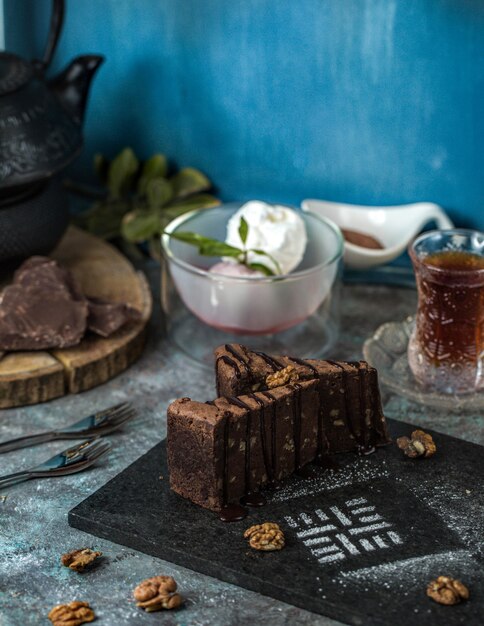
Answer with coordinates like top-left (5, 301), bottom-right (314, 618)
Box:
top-left (326, 360), bottom-right (374, 455)
top-left (220, 413), bottom-right (247, 522)
top-left (226, 395), bottom-right (266, 507)
top-left (225, 345), bottom-right (251, 378)
top-left (290, 383), bottom-right (304, 472)
top-left (356, 362), bottom-right (375, 455)
top-left (289, 357), bottom-right (330, 461)
top-left (215, 355), bottom-right (241, 396)
top-left (289, 356), bottom-right (319, 377)
top-left (254, 350), bottom-right (285, 371)
top-left (248, 393), bottom-right (272, 489)
top-left (325, 360), bottom-right (360, 447)
top-left (261, 390), bottom-right (278, 487)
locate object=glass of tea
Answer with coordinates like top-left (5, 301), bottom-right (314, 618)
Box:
top-left (408, 229), bottom-right (484, 394)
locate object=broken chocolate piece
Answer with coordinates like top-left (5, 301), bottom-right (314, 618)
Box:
top-left (87, 297), bottom-right (141, 337)
top-left (0, 256), bottom-right (142, 351)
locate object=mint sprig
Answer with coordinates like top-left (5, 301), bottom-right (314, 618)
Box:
top-left (165, 217), bottom-right (281, 276)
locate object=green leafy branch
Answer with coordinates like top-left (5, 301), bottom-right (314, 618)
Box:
top-left (166, 216), bottom-right (282, 276)
top-left (72, 147), bottom-right (220, 258)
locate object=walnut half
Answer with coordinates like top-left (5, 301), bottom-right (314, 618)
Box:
top-left (61, 548), bottom-right (102, 572)
top-left (133, 575), bottom-right (183, 612)
top-left (244, 522), bottom-right (285, 551)
top-left (397, 429), bottom-right (436, 458)
top-left (48, 601), bottom-right (95, 626)
top-left (427, 576), bottom-right (469, 605)
top-left (266, 366), bottom-right (299, 390)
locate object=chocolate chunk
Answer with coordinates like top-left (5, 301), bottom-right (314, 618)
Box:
top-left (0, 256), bottom-right (142, 350)
top-left (87, 297), bottom-right (141, 337)
top-left (0, 284), bottom-right (87, 350)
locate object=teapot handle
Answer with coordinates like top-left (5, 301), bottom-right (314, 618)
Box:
top-left (39, 0), bottom-right (65, 69)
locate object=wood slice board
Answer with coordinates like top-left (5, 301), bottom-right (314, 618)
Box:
top-left (0, 227), bottom-right (152, 409)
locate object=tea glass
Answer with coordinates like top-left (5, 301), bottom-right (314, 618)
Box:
top-left (408, 229), bottom-right (484, 394)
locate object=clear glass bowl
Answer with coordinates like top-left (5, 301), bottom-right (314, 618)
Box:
top-left (161, 203), bottom-right (343, 365)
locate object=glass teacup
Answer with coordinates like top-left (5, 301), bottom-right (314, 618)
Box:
top-left (408, 229), bottom-right (484, 394)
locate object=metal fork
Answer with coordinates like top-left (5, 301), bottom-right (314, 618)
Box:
top-left (0, 402), bottom-right (135, 453)
top-left (0, 438), bottom-right (111, 489)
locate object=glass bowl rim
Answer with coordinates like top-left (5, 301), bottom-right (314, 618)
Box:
top-left (160, 203), bottom-right (344, 283)
top-left (409, 228), bottom-right (484, 274)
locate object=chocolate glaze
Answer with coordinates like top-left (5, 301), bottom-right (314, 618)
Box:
top-left (215, 355), bottom-right (241, 396)
top-left (254, 350), bottom-right (284, 371)
top-left (326, 360), bottom-right (375, 455)
top-left (289, 357), bottom-right (330, 462)
top-left (261, 390), bottom-right (279, 488)
top-left (220, 411), bottom-right (248, 522)
top-left (226, 395), bottom-right (268, 509)
top-left (290, 383), bottom-right (304, 471)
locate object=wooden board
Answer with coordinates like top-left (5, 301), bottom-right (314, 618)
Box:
top-left (0, 227), bottom-right (152, 409)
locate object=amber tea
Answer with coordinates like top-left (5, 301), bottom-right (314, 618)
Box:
top-left (408, 230), bottom-right (484, 394)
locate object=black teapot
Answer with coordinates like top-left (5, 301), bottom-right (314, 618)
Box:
top-left (0, 0), bottom-right (103, 263)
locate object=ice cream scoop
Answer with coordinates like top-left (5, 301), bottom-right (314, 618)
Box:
top-left (209, 262), bottom-right (264, 278)
top-left (224, 201), bottom-right (307, 275)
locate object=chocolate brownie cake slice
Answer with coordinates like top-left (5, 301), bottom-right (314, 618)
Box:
top-left (214, 344), bottom-right (390, 455)
top-left (167, 379), bottom-right (320, 514)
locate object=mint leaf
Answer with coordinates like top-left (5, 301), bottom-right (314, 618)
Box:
top-left (250, 249), bottom-right (282, 274)
top-left (247, 262), bottom-right (275, 276)
top-left (239, 216), bottom-right (249, 245)
top-left (166, 231), bottom-right (242, 258)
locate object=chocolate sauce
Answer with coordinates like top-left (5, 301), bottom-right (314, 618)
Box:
top-left (289, 356), bottom-right (319, 377)
top-left (248, 393), bottom-right (273, 485)
top-left (289, 357), bottom-right (331, 462)
top-left (290, 383), bottom-right (304, 471)
top-left (226, 395), bottom-right (267, 508)
top-left (220, 413), bottom-right (248, 522)
top-left (254, 350), bottom-right (285, 371)
top-left (225, 345), bottom-right (251, 377)
top-left (215, 355), bottom-right (241, 396)
top-left (241, 492), bottom-right (266, 507)
top-left (261, 390), bottom-right (279, 488)
top-left (219, 504), bottom-right (247, 523)
top-left (326, 360), bottom-right (374, 455)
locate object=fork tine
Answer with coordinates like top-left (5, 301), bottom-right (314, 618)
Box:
top-left (84, 441), bottom-right (111, 459)
top-left (96, 402), bottom-right (133, 419)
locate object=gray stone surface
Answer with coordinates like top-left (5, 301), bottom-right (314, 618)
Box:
top-left (0, 265), bottom-right (482, 626)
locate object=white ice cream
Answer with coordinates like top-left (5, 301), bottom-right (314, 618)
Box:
top-left (224, 201), bottom-right (307, 275)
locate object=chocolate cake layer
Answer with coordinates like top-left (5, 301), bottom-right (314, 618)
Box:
top-left (167, 380), bottom-right (320, 512)
top-left (214, 344), bottom-right (390, 454)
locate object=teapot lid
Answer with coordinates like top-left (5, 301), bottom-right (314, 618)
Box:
top-left (0, 53), bottom-right (33, 96)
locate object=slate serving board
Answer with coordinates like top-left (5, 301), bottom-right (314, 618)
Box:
top-left (69, 419), bottom-right (483, 625)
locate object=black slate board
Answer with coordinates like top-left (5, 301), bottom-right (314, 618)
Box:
top-left (69, 419), bottom-right (484, 625)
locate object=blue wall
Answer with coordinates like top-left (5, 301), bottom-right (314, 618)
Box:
top-left (5, 0), bottom-right (484, 227)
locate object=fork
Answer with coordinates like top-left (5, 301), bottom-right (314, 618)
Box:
top-left (0, 402), bottom-right (135, 453)
top-left (0, 439), bottom-right (111, 489)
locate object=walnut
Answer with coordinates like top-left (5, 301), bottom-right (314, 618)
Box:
top-left (427, 576), bottom-right (469, 605)
top-left (396, 429), bottom-right (436, 458)
top-left (244, 522), bottom-right (285, 551)
top-left (133, 576), bottom-right (183, 611)
top-left (61, 548), bottom-right (102, 572)
top-left (48, 601), bottom-right (95, 626)
top-left (266, 365), bottom-right (299, 390)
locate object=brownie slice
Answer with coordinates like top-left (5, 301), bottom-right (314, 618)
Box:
top-left (214, 344), bottom-right (390, 454)
top-left (167, 379), bottom-right (320, 512)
